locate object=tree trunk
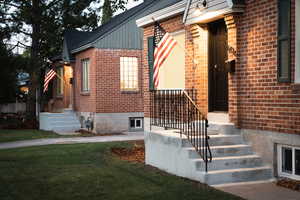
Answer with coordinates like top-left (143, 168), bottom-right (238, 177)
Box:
top-left (26, 0), bottom-right (41, 120)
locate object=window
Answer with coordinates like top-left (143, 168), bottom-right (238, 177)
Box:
top-left (56, 67), bottom-right (64, 95)
top-left (277, 0), bottom-right (291, 82)
top-left (129, 118), bottom-right (143, 130)
top-left (278, 145), bottom-right (300, 180)
top-left (82, 59), bottom-right (90, 92)
top-left (120, 57), bottom-right (138, 91)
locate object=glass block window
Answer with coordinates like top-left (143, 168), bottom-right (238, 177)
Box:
top-left (81, 59), bottom-right (90, 92)
top-left (278, 145), bottom-right (300, 180)
top-left (120, 57), bottom-right (138, 91)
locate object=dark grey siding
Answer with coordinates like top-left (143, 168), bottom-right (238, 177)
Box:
top-left (92, 18), bottom-right (143, 49)
top-left (91, 0), bottom-right (182, 50)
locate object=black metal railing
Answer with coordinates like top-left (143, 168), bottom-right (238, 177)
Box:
top-left (150, 89), bottom-right (212, 172)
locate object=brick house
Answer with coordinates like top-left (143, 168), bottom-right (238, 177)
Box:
top-left (40, 0), bottom-right (182, 133)
top-left (137, 0), bottom-right (300, 185)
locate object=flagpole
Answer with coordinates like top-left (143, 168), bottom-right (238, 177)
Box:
top-left (151, 17), bottom-right (198, 65)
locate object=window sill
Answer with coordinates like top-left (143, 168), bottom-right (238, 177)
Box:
top-left (121, 90), bottom-right (139, 94)
top-left (80, 92), bottom-right (91, 96)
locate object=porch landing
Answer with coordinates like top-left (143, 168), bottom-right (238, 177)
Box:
top-left (145, 123), bottom-right (273, 186)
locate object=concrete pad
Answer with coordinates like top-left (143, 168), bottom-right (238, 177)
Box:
top-left (217, 182), bottom-right (300, 200)
top-left (0, 132), bottom-right (144, 150)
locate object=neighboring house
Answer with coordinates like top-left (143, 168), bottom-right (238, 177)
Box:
top-left (40, 0), bottom-right (183, 133)
top-left (137, 0), bottom-right (300, 185)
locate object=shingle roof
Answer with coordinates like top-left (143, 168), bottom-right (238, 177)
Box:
top-left (64, 0), bottom-right (182, 54)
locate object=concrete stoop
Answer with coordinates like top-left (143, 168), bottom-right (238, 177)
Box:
top-left (39, 109), bottom-right (81, 132)
top-left (145, 123), bottom-right (273, 186)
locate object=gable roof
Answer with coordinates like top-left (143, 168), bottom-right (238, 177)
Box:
top-left (62, 0), bottom-right (182, 61)
top-left (73, 0), bottom-right (157, 51)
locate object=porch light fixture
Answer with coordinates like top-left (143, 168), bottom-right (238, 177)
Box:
top-left (197, 0), bottom-right (207, 9)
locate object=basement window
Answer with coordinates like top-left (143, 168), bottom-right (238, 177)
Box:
top-left (278, 144), bottom-right (300, 180)
top-left (129, 118), bottom-right (143, 130)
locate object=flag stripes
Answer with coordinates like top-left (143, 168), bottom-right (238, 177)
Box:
top-left (43, 69), bottom-right (56, 93)
top-left (153, 22), bottom-right (177, 88)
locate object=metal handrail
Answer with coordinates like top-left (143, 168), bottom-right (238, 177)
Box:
top-left (150, 89), bottom-right (212, 172)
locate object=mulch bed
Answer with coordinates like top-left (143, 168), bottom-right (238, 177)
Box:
top-left (276, 178), bottom-right (300, 192)
top-left (75, 129), bottom-right (125, 137)
top-left (111, 141), bottom-right (145, 163)
top-left (0, 113), bottom-right (37, 129)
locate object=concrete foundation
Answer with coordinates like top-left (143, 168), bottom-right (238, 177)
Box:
top-left (77, 112), bottom-right (144, 134)
top-left (240, 129), bottom-right (300, 177)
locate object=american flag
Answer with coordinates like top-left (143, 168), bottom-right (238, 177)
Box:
top-left (153, 22), bottom-right (177, 88)
top-left (43, 69), bottom-right (56, 93)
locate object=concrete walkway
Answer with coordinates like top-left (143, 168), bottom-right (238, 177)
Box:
top-left (217, 181), bottom-right (300, 200)
top-left (0, 132), bottom-right (144, 150)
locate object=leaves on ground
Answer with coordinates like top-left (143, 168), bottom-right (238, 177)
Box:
top-left (276, 178), bottom-right (300, 192)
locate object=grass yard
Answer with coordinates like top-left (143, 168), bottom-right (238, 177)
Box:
top-left (0, 142), bottom-right (243, 200)
top-left (0, 129), bottom-right (69, 143)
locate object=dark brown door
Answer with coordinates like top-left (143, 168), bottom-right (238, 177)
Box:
top-left (209, 20), bottom-right (228, 111)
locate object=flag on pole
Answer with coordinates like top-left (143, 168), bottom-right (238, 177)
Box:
top-left (153, 21), bottom-right (177, 88)
top-left (43, 69), bottom-right (56, 93)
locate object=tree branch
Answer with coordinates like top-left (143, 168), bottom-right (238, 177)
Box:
top-left (3, 2), bottom-right (21, 9)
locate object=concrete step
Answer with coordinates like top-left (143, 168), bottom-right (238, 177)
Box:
top-left (202, 166), bottom-right (272, 185)
top-left (193, 155), bottom-right (263, 171)
top-left (52, 124), bottom-right (81, 132)
top-left (182, 135), bottom-right (244, 147)
top-left (50, 121), bottom-right (81, 127)
top-left (186, 144), bottom-right (253, 159)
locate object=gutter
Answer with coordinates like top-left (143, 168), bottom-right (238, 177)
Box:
top-left (136, 0), bottom-right (187, 28)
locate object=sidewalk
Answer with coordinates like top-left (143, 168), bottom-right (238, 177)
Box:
top-left (0, 132), bottom-right (144, 150)
top-left (216, 181), bottom-right (300, 200)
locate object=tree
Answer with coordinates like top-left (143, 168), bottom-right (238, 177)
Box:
top-left (101, 0), bottom-right (113, 24)
top-left (0, 0), bottom-right (136, 119)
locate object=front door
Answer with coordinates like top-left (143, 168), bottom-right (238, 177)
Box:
top-left (209, 20), bottom-right (228, 111)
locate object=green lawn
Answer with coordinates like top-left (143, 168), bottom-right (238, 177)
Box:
top-left (0, 129), bottom-right (69, 143)
top-left (0, 142), bottom-right (243, 200)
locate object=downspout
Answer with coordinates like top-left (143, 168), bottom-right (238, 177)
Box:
top-left (183, 0), bottom-right (192, 23)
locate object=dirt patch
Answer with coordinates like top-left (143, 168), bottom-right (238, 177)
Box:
top-left (276, 178), bottom-right (300, 192)
top-left (75, 129), bottom-right (124, 137)
top-left (111, 142), bottom-right (145, 163)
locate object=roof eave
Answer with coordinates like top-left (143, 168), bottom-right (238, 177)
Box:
top-left (70, 43), bottom-right (93, 54)
top-left (136, 0), bottom-right (187, 28)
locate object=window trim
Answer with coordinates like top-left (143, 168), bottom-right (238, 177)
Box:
top-left (277, 144), bottom-right (300, 180)
top-left (120, 57), bottom-right (139, 91)
top-left (129, 117), bottom-right (143, 130)
top-left (81, 58), bottom-right (90, 92)
top-left (277, 0), bottom-right (291, 83)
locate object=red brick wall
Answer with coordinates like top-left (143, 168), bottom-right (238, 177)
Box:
top-left (74, 48), bottom-right (97, 112)
top-left (95, 49), bottom-right (143, 113)
top-left (142, 0), bottom-right (299, 134)
top-left (142, 15), bottom-right (209, 117)
top-left (228, 0), bottom-right (300, 134)
top-left (73, 48), bottom-right (143, 113)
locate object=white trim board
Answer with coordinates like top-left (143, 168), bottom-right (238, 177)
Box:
top-left (136, 1), bottom-right (187, 27)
